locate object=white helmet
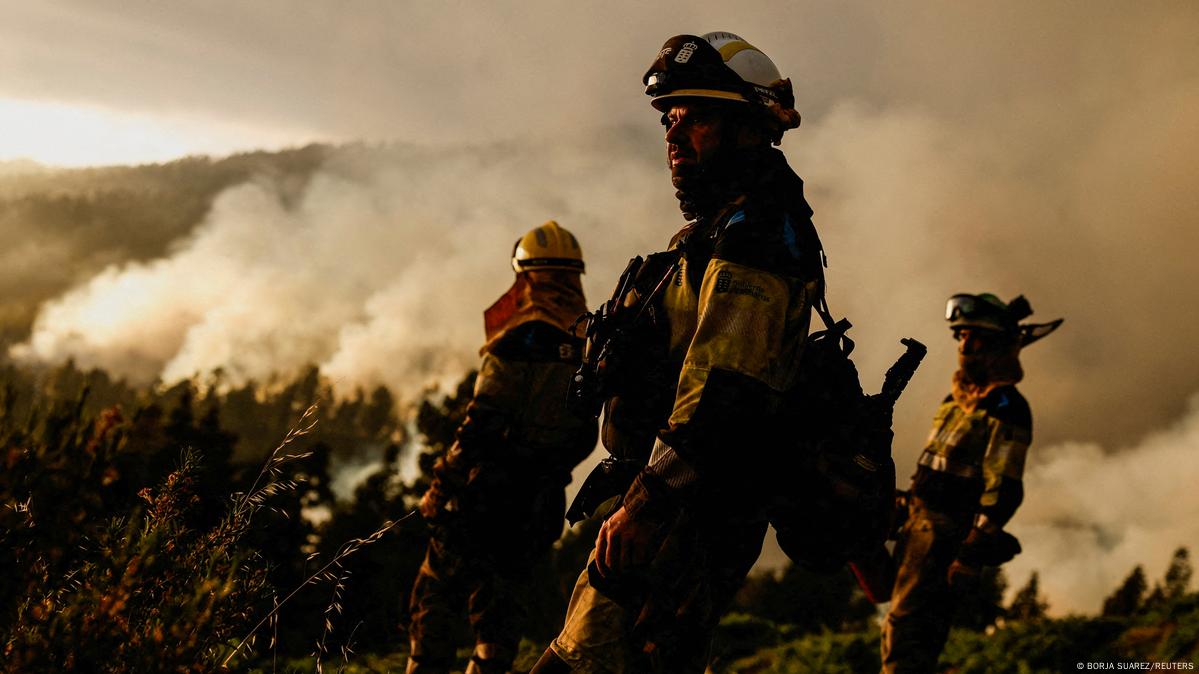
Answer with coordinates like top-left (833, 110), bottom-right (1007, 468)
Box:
top-left (643, 31), bottom-right (801, 137)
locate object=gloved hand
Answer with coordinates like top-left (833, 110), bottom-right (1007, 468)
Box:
top-left (418, 477), bottom-right (456, 521)
top-left (958, 526), bottom-right (1022, 567)
top-left (418, 446), bottom-right (470, 521)
top-left (947, 558), bottom-right (981, 591)
top-left (593, 471), bottom-right (676, 579)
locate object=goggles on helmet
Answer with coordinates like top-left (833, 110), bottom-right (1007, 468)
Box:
top-left (946, 292), bottom-right (1062, 347)
top-left (946, 293), bottom-right (1016, 334)
top-left (946, 294), bottom-right (978, 321)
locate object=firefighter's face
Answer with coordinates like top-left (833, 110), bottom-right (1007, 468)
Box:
top-left (955, 327), bottom-right (1021, 383)
top-left (664, 102), bottom-right (728, 173)
top-left (955, 328), bottom-right (999, 357)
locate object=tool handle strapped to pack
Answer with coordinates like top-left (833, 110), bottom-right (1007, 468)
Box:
top-left (564, 253), bottom-right (681, 524)
top-left (567, 255), bottom-right (643, 419)
top-left (774, 333), bottom-right (927, 576)
top-left (568, 254), bottom-right (680, 420)
top-left (880, 338), bottom-right (928, 408)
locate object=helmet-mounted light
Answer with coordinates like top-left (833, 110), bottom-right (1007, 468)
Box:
top-left (642, 32), bottom-right (800, 140)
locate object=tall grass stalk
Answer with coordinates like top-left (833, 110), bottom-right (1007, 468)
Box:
top-left (221, 510), bottom-right (417, 669)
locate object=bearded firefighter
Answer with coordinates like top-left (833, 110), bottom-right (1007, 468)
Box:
top-left (530, 31), bottom-right (820, 673)
top-left (880, 293), bottom-right (1062, 674)
top-left (406, 220), bottom-right (598, 674)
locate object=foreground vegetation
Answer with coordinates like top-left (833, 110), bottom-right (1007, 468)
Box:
top-left (0, 360), bottom-right (1195, 672)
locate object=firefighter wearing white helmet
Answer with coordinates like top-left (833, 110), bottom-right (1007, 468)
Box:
top-left (644, 31), bottom-right (801, 143)
top-left (531, 32), bottom-right (827, 673)
top-left (880, 294), bottom-right (1062, 674)
top-left (407, 220), bottom-right (596, 674)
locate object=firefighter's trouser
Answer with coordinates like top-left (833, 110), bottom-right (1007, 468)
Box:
top-left (547, 508), bottom-right (767, 673)
top-left (880, 498), bottom-right (972, 674)
top-left (408, 478), bottom-right (566, 672)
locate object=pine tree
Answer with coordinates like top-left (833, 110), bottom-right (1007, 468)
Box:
top-left (1008, 571), bottom-right (1049, 621)
top-left (1163, 547), bottom-right (1193, 600)
top-left (1102, 565), bottom-right (1147, 617)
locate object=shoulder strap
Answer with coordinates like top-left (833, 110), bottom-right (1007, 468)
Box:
top-left (803, 222), bottom-right (845, 329)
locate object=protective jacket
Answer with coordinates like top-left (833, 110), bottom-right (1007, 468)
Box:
top-left (911, 385), bottom-right (1031, 528)
top-left (881, 384), bottom-right (1032, 674)
top-left (605, 147), bottom-right (823, 494)
top-left (550, 147), bottom-right (822, 673)
top-left (409, 277), bottom-right (597, 674)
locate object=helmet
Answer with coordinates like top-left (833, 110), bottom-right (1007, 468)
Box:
top-left (643, 32), bottom-right (801, 138)
top-left (946, 293), bottom-right (1063, 346)
top-left (511, 220), bottom-right (584, 273)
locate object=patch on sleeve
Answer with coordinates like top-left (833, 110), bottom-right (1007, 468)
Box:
top-left (713, 268), bottom-right (773, 303)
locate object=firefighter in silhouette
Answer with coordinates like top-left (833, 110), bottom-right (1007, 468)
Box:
top-left (406, 221), bottom-right (598, 674)
top-left (880, 292), bottom-right (1062, 673)
top-left (530, 31), bottom-right (817, 673)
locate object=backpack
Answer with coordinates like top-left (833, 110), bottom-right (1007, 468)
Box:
top-left (770, 286), bottom-right (925, 575)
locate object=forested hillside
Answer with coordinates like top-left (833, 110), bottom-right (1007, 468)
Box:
top-left (2, 148), bottom-right (1195, 671)
top-left (0, 145), bottom-right (330, 345)
top-left (0, 361), bottom-right (1194, 672)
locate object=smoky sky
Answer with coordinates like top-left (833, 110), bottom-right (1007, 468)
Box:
top-left (4, 1), bottom-right (1198, 612)
top-left (5, 2), bottom-right (1192, 149)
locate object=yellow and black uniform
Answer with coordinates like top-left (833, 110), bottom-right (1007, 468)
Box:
top-left (548, 147), bottom-right (823, 673)
top-left (880, 386), bottom-right (1032, 674)
top-left (407, 272), bottom-right (597, 674)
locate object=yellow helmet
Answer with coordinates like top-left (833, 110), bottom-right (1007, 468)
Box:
top-left (511, 220), bottom-right (585, 273)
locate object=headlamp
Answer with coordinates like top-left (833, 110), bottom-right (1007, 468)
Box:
top-left (645, 72), bottom-right (668, 95)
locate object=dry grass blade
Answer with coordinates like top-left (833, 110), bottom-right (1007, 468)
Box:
top-left (232, 404), bottom-right (319, 519)
top-left (220, 510), bottom-right (418, 668)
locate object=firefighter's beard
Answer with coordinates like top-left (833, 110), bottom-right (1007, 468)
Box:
top-left (953, 344), bottom-right (1024, 410)
top-left (671, 160), bottom-right (716, 221)
top-left (669, 138), bottom-right (745, 221)
top-left (958, 345), bottom-right (1023, 386)
top-left (959, 352), bottom-right (992, 384)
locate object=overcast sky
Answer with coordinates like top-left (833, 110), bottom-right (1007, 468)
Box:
top-left (3, 1), bottom-right (1198, 614)
top-left (4, 1), bottom-right (1190, 164)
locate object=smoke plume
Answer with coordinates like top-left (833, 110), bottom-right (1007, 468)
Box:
top-left (1006, 393), bottom-right (1199, 615)
top-left (6, 1), bottom-right (1199, 613)
top-left (11, 134), bottom-right (675, 393)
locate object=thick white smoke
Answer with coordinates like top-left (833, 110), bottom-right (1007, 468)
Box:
top-left (1006, 393), bottom-right (1199, 616)
top-left (12, 101), bottom-right (1199, 617)
top-left (11, 135), bottom-right (675, 392)
top-left (8, 1), bottom-right (1199, 615)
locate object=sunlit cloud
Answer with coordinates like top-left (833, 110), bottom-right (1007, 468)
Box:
top-left (0, 97), bottom-right (324, 167)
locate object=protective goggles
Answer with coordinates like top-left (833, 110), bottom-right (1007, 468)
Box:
top-left (945, 294), bottom-right (986, 321)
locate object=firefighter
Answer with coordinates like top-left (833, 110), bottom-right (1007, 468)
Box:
top-left (880, 293), bottom-right (1062, 673)
top-left (530, 32), bottom-right (816, 673)
top-left (406, 220), bottom-right (598, 674)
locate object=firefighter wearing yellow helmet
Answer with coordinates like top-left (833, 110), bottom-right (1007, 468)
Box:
top-left (406, 221), bottom-right (597, 674)
top-left (880, 294), bottom-right (1062, 674)
top-left (531, 32), bottom-right (824, 673)
top-left (512, 219), bottom-right (585, 273)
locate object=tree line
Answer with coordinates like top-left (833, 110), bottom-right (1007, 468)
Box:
top-left (0, 359), bottom-right (1194, 672)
